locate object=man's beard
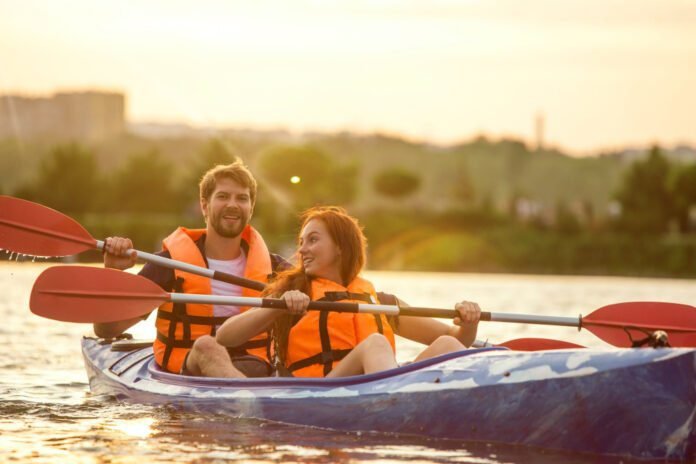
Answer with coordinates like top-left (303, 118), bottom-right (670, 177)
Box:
top-left (209, 207), bottom-right (248, 238)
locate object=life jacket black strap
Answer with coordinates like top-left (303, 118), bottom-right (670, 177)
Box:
top-left (162, 277), bottom-right (185, 369)
top-left (242, 338), bottom-right (270, 349)
top-left (275, 363), bottom-right (295, 377)
top-left (374, 314), bottom-right (384, 333)
top-left (376, 292), bottom-right (400, 332)
top-left (376, 292), bottom-right (397, 305)
top-left (157, 332), bottom-right (270, 355)
top-left (287, 348), bottom-right (353, 373)
top-left (288, 291), bottom-right (377, 376)
top-left (156, 310), bottom-right (229, 326)
top-left (317, 291), bottom-right (374, 304)
top-left (226, 335), bottom-right (269, 357)
top-left (157, 332), bottom-right (195, 349)
top-left (318, 310), bottom-right (333, 375)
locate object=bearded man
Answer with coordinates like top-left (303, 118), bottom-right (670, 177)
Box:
top-left (94, 162), bottom-right (288, 378)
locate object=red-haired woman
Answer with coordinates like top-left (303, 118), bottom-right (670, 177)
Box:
top-left (216, 206), bottom-right (481, 378)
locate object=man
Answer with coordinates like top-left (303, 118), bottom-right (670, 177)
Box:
top-left (94, 161), bottom-right (288, 378)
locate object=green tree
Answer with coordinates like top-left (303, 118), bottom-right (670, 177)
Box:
top-left (14, 143), bottom-right (100, 214)
top-left (258, 145), bottom-right (357, 209)
top-left (110, 149), bottom-right (179, 213)
top-left (450, 162), bottom-right (476, 206)
top-left (615, 146), bottom-right (674, 234)
top-left (179, 139), bottom-right (240, 210)
top-left (672, 163), bottom-right (696, 232)
top-left (373, 167), bottom-right (421, 199)
top-left (554, 201), bottom-right (581, 234)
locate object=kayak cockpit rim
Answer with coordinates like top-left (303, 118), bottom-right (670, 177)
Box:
top-left (145, 346), bottom-right (509, 388)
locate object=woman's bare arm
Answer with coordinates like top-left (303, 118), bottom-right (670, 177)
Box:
top-left (216, 307), bottom-right (284, 347)
top-left (393, 299), bottom-right (480, 347)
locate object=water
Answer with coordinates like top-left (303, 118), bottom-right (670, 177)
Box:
top-left (2, 263), bottom-right (694, 463)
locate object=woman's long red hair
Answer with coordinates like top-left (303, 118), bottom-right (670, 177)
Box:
top-left (263, 206), bottom-right (367, 364)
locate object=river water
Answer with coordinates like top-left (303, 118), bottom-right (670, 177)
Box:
top-left (1, 262), bottom-right (694, 463)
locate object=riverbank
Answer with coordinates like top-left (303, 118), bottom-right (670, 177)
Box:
top-left (5, 211), bottom-right (694, 279)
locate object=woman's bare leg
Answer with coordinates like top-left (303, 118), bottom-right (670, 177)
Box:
top-left (327, 333), bottom-right (397, 378)
top-left (413, 335), bottom-right (465, 363)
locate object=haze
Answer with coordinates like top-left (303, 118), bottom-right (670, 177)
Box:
top-left (1, 0), bottom-right (694, 153)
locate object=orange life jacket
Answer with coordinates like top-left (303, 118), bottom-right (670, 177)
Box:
top-left (154, 226), bottom-right (272, 373)
top-left (284, 276), bottom-right (396, 378)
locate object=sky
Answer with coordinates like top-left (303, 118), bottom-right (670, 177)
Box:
top-left (1, 0), bottom-right (694, 154)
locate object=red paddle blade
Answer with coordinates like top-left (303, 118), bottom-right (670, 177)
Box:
top-left (499, 338), bottom-right (585, 351)
top-left (30, 266), bottom-right (168, 323)
top-left (0, 196), bottom-right (96, 257)
top-left (583, 302), bottom-right (696, 348)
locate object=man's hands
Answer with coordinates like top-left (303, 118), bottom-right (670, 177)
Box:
top-left (103, 237), bottom-right (137, 270)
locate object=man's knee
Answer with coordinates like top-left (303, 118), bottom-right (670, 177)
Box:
top-left (191, 335), bottom-right (226, 357)
top-left (363, 333), bottom-right (392, 351)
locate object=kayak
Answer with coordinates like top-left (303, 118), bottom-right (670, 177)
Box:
top-left (82, 337), bottom-right (695, 460)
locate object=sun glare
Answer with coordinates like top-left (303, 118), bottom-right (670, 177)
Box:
top-left (111, 418), bottom-right (155, 439)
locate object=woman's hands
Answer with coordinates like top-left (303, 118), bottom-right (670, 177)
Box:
top-left (216, 291), bottom-right (310, 347)
top-left (281, 290), bottom-right (310, 315)
top-left (453, 300), bottom-right (481, 327)
top-left (449, 300), bottom-right (481, 347)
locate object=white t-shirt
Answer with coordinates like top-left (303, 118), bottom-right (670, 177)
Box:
top-left (207, 252), bottom-right (247, 320)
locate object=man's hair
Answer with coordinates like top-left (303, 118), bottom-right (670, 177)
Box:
top-left (199, 161), bottom-right (258, 206)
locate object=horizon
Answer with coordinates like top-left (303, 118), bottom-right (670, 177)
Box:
top-left (125, 117), bottom-right (696, 155)
top-left (1, 0), bottom-right (694, 155)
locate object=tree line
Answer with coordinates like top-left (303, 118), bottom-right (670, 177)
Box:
top-left (10, 139), bottom-right (434, 217)
top-left (614, 147), bottom-right (696, 234)
top-left (6, 139), bottom-right (696, 276)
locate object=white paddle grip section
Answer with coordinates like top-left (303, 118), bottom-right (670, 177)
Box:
top-left (170, 294), bottom-right (261, 306)
top-left (167, 294), bottom-right (400, 315)
top-left (132, 249), bottom-right (216, 278)
top-left (96, 240), bottom-right (217, 279)
top-left (487, 312), bottom-right (580, 327)
top-left (357, 304), bottom-right (400, 315)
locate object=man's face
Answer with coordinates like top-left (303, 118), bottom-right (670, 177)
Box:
top-left (201, 177), bottom-right (254, 238)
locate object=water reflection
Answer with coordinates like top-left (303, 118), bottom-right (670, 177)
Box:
top-left (111, 417), bottom-right (156, 439)
top-left (82, 407), bottom-right (623, 464)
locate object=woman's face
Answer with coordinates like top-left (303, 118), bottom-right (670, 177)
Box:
top-left (298, 219), bottom-right (342, 283)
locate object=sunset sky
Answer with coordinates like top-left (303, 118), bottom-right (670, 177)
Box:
top-left (1, 0), bottom-right (694, 153)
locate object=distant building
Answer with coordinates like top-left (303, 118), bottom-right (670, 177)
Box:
top-left (0, 90), bottom-right (125, 141)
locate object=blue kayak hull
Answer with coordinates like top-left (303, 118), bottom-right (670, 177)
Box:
top-left (82, 337), bottom-right (696, 460)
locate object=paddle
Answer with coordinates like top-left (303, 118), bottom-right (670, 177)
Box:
top-left (482, 301), bottom-right (696, 348)
top-left (30, 262), bottom-right (582, 352)
top-left (30, 266), bottom-right (696, 348)
top-left (488, 338), bottom-right (585, 351)
top-left (0, 195), bottom-right (265, 291)
top-left (30, 266), bottom-right (401, 323)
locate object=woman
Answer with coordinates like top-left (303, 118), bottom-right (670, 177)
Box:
top-left (216, 206), bottom-right (481, 378)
